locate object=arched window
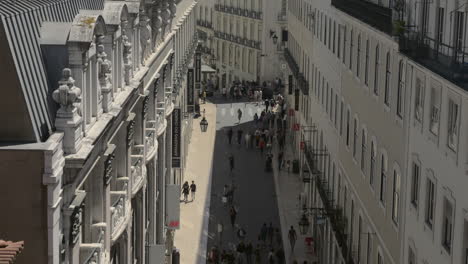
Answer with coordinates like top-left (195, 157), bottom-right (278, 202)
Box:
top-left (397, 60), bottom-right (404, 117)
top-left (384, 52), bottom-right (391, 105)
top-left (374, 45), bottom-right (380, 95)
top-left (380, 153), bottom-right (387, 205)
top-left (361, 129), bottom-right (366, 172)
top-left (357, 34), bottom-right (361, 77)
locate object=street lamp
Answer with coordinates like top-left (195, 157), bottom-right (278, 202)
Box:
top-left (272, 34), bottom-right (278, 44)
top-left (200, 109), bottom-right (208, 132)
top-left (298, 214), bottom-right (310, 235)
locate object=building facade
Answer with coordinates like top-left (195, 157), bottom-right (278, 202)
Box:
top-left (401, 0), bottom-right (468, 263)
top-left (283, 0), bottom-right (468, 263)
top-left (195, 0), bottom-right (284, 89)
top-left (0, 0), bottom-right (198, 263)
top-left (284, 0), bottom-right (411, 263)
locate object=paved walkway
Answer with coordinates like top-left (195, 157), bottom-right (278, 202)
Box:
top-left (174, 102), bottom-right (217, 264)
top-left (272, 139), bottom-right (317, 263)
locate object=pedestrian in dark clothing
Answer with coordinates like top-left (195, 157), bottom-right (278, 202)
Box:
top-left (267, 223), bottom-right (274, 245)
top-left (229, 206), bottom-right (237, 227)
top-left (259, 139), bottom-right (265, 156)
top-left (182, 181), bottom-right (189, 203)
top-left (190, 181), bottom-right (197, 201)
top-left (265, 99), bottom-right (270, 112)
top-left (277, 152), bottom-right (284, 170)
top-left (288, 226), bottom-right (297, 252)
top-left (260, 223), bottom-right (268, 244)
top-left (254, 245), bottom-right (261, 263)
top-left (237, 129), bottom-right (243, 145)
top-left (229, 154), bottom-right (235, 172)
top-left (253, 113), bottom-right (259, 124)
top-left (245, 242), bottom-right (253, 264)
top-left (208, 246), bottom-right (220, 264)
top-left (227, 127), bottom-right (233, 145)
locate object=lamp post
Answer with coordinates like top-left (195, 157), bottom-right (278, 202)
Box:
top-left (200, 109), bottom-right (208, 132)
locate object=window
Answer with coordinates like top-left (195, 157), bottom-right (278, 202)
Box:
top-left (414, 77), bottom-right (424, 121)
top-left (380, 154), bottom-right (387, 204)
top-left (429, 88), bottom-right (440, 135)
top-left (455, 11), bottom-right (465, 52)
top-left (365, 39), bottom-right (369, 85)
top-left (374, 45), bottom-right (380, 95)
top-left (425, 178), bottom-right (435, 228)
top-left (353, 118), bottom-right (358, 158)
top-left (357, 34), bottom-right (361, 77)
top-left (343, 26), bottom-right (347, 64)
top-left (333, 21), bottom-right (336, 53)
top-left (366, 232), bottom-right (372, 264)
top-left (436, 8), bottom-right (445, 49)
top-left (408, 247), bottom-right (416, 264)
top-left (392, 169), bottom-right (400, 224)
top-left (338, 25), bottom-right (341, 59)
top-left (384, 52), bottom-right (391, 105)
top-left (370, 141), bottom-right (375, 187)
top-left (410, 162), bottom-right (420, 208)
top-left (334, 94), bottom-right (338, 127)
top-left (378, 252), bottom-right (383, 264)
top-left (442, 198), bottom-right (453, 252)
top-left (361, 130), bottom-right (366, 172)
top-left (340, 101), bottom-right (344, 136)
top-left (346, 110), bottom-right (350, 146)
top-left (447, 99), bottom-right (459, 150)
top-left (358, 216), bottom-right (362, 262)
top-left (349, 29), bottom-right (353, 70)
top-left (397, 60), bottom-right (404, 117)
top-left (326, 83), bottom-right (329, 113)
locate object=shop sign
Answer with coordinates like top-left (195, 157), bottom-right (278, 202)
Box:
top-left (172, 108), bottom-right (181, 168)
top-left (187, 69), bottom-right (194, 112)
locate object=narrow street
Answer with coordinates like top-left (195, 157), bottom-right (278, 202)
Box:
top-left (205, 97), bottom-right (284, 262)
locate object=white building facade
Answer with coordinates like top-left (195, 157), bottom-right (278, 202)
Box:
top-left (0, 0), bottom-right (199, 264)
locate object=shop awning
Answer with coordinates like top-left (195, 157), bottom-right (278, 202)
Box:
top-left (201, 65), bottom-right (216, 73)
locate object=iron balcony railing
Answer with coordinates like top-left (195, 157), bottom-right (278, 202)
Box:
top-left (196, 20), bottom-right (212, 29)
top-left (284, 48), bottom-right (309, 95)
top-left (303, 143), bottom-right (354, 264)
top-left (214, 30), bottom-right (261, 50)
top-left (214, 4), bottom-right (262, 20)
top-left (331, 0), bottom-right (392, 35)
top-left (399, 31), bottom-right (468, 90)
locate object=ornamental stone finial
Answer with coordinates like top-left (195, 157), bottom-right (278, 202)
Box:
top-left (52, 68), bottom-right (82, 112)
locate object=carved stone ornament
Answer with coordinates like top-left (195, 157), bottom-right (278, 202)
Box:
top-left (70, 206), bottom-right (83, 245)
top-left (103, 152), bottom-right (115, 186)
top-left (153, 78), bottom-right (160, 99)
top-left (139, 10), bottom-right (152, 64)
top-left (52, 69), bottom-right (82, 113)
top-left (97, 44), bottom-right (112, 88)
top-left (169, 0), bottom-right (177, 18)
top-left (142, 96), bottom-right (149, 119)
top-left (127, 119), bottom-right (136, 148)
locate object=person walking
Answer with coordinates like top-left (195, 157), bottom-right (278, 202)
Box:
top-left (229, 206), bottom-right (237, 228)
top-left (259, 223), bottom-right (268, 245)
top-left (245, 242), bottom-right (253, 264)
top-left (182, 181), bottom-right (189, 203)
top-left (277, 151), bottom-right (284, 171)
top-left (237, 129), bottom-right (243, 145)
top-left (288, 226), bottom-right (297, 252)
top-left (237, 108), bottom-right (243, 123)
top-left (190, 181), bottom-right (197, 201)
top-left (254, 129), bottom-right (261, 147)
top-left (258, 138), bottom-right (265, 156)
top-left (202, 90), bottom-right (207, 104)
top-left (244, 132), bottom-right (251, 149)
top-left (254, 244), bottom-right (261, 264)
top-left (253, 113), bottom-right (259, 124)
top-left (236, 242), bottom-right (245, 264)
top-left (267, 223), bottom-right (274, 246)
top-left (227, 127), bottom-right (233, 145)
top-left (228, 154), bottom-right (235, 172)
top-left (264, 99), bottom-right (270, 112)
top-left (267, 248), bottom-right (275, 264)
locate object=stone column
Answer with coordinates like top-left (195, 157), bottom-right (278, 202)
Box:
top-left (52, 69), bottom-right (83, 154)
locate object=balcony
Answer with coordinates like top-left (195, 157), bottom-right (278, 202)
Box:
top-left (284, 48), bottom-right (309, 95)
top-left (331, 0), bottom-right (392, 35)
top-left (399, 31), bottom-right (468, 90)
top-left (303, 143), bottom-right (354, 264)
top-left (131, 146), bottom-right (145, 195)
top-left (145, 122), bottom-right (157, 161)
top-left (214, 4), bottom-right (262, 20)
top-left (196, 20), bottom-right (212, 29)
top-left (80, 226), bottom-right (105, 264)
top-left (110, 180), bottom-right (129, 241)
